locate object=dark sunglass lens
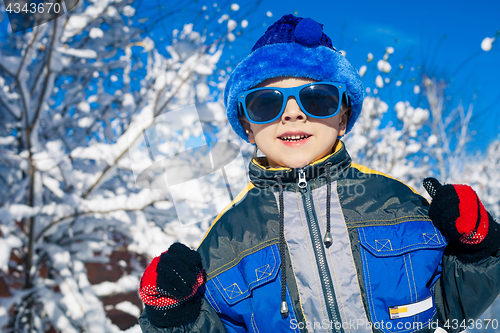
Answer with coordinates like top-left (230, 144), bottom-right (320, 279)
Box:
top-left (246, 90), bottom-right (283, 122)
top-left (299, 84), bottom-right (340, 117)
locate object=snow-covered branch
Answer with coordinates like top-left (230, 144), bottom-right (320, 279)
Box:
top-left (0, 0), bottom-right (250, 331)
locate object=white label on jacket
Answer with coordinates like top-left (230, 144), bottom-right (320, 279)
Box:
top-left (389, 296), bottom-right (433, 319)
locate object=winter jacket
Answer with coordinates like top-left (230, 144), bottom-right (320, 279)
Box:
top-left (139, 140), bottom-right (500, 333)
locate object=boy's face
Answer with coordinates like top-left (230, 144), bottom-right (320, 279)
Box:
top-left (240, 77), bottom-right (350, 169)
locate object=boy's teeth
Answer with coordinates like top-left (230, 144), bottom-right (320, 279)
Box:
top-left (281, 134), bottom-right (308, 141)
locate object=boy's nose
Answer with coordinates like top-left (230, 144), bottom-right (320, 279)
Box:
top-left (281, 97), bottom-right (306, 122)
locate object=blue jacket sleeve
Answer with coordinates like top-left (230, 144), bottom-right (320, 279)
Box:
top-left (434, 250), bottom-right (500, 331)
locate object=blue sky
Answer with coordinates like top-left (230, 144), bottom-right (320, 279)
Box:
top-left (222, 0), bottom-right (500, 152)
top-left (2, 0), bottom-right (498, 151)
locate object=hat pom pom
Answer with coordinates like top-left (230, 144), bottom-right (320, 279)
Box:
top-left (294, 18), bottom-right (323, 46)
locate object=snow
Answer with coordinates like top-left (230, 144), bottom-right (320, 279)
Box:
top-left (78, 117), bottom-right (93, 128)
top-left (227, 19), bottom-right (237, 32)
top-left (412, 108), bottom-right (429, 125)
top-left (106, 6), bottom-right (119, 17)
top-left (42, 175), bottom-right (65, 198)
top-left (0, 1), bottom-right (235, 331)
top-left (92, 275), bottom-right (140, 297)
top-left (123, 93), bottom-right (135, 107)
top-left (481, 37), bottom-right (495, 51)
top-left (122, 5), bottom-right (135, 17)
top-left (427, 134), bottom-right (438, 146)
top-left (3, 1), bottom-right (500, 331)
top-left (195, 63), bottom-right (215, 75)
top-left (89, 27), bottom-right (104, 38)
top-left (359, 65), bottom-right (367, 77)
top-left (346, 135), bottom-right (368, 157)
top-left (377, 59), bottom-right (391, 73)
top-left (0, 136), bottom-right (15, 145)
top-left (62, 1), bottom-right (122, 41)
top-left (115, 301), bottom-right (141, 317)
top-left (63, 15), bottom-right (88, 41)
top-left (154, 72), bottom-right (167, 90)
top-left (219, 14), bottom-right (229, 24)
top-left (197, 102), bottom-right (226, 122)
top-left (0, 236), bottom-right (22, 271)
top-left (56, 47), bottom-right (98, 58)
top-left (406, 143), bottom-right (422, 154)
top-left (125, 325), bottom-right (142, 333)
top-left (42, 296), bottom-right (80, 333)
top-left (196, 83), bottom-right (210, 100)
top-left (81, 189), bottom-right (167, 213)
top-left (78, 101), bottom-right (91, 112)
top-left (0, 204), bottom-right (36, 224)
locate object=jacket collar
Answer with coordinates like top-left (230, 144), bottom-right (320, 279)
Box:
top-left (248, 140), bottom-right (352, 188)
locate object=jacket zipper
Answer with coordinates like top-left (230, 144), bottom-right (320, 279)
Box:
top-left (298, 169), bottom-right (343, 333)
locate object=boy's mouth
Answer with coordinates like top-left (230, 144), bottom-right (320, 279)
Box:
top-left (278, 132), bottom-right (312, 142)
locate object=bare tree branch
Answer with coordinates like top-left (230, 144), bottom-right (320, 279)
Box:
top-left (30, 21), bottom-right (58, 132)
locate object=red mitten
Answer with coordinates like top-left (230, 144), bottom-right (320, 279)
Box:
top-left (423, 178), bottom-right (500, 262)
top-left (139, 243), bottom-right (204, 327)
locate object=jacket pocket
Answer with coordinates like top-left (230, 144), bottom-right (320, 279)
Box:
top-left (204, 244), bottom-right (300, 332)
top-left (211, 243), bottom-right (281, 305)
top-left (358, 220), bottom-right (447, 333)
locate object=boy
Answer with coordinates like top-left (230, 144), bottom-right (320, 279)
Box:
top-left (138, 14), bottom-right (500, 333)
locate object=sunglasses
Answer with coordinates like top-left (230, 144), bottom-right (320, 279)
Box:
top-left (237, 82), bottom-right (350, 124)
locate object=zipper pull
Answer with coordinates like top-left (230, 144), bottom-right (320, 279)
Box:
top-left (297, 169), bottom-right (307, 189)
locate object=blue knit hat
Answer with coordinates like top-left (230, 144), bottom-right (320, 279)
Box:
top-left (224, 14), bottom-right (364, 143)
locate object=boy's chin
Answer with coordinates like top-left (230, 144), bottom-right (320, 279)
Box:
top-left (279, 157), bottom-right (312, 169)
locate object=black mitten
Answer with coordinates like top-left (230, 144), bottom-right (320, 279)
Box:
top-left (423, 177), bottom-right (500, 262)
top-left (139, 243), bottom-right (205, 327)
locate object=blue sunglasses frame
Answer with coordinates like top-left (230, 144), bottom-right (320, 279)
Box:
top-left (237, 81), bottom-right (349, 124)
